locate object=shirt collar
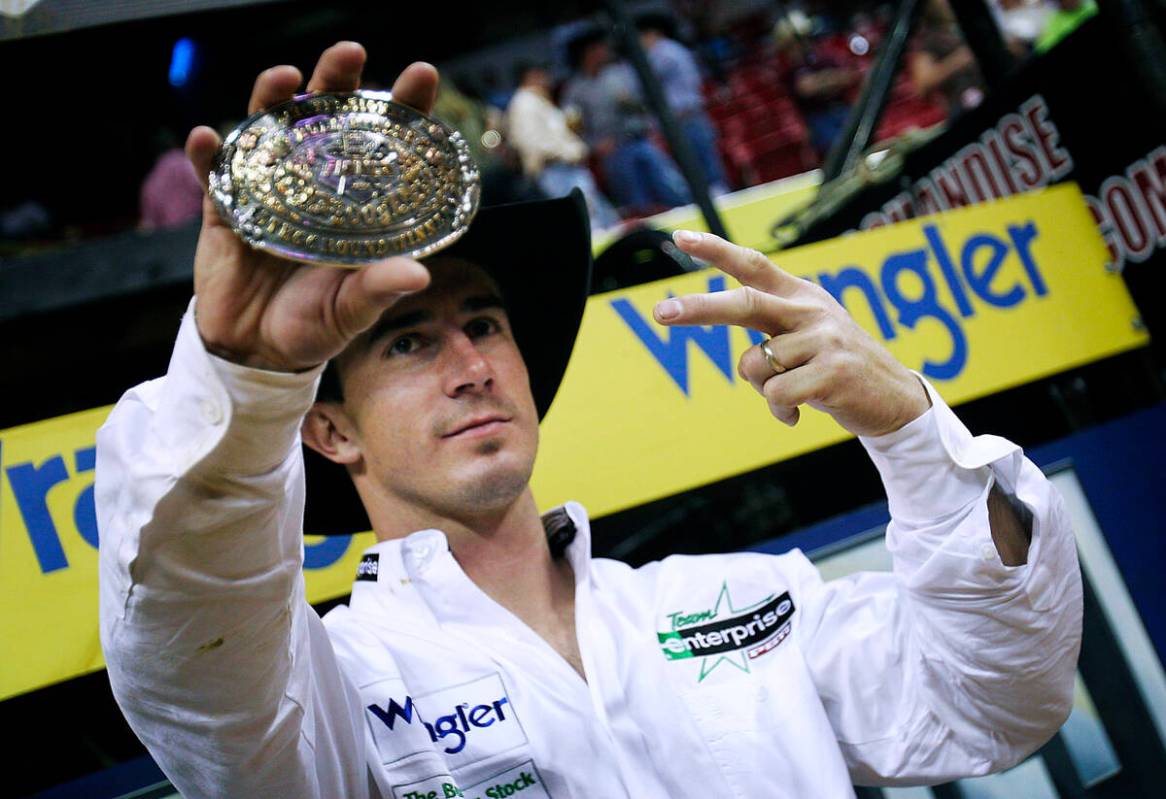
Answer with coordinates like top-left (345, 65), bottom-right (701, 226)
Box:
top-left (350, 502), bottom-right (594, 588)
top-left (559, 501), bottom-right (594, 585)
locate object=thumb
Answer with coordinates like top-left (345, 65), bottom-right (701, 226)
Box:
top-left (334, 258), bottom-right (431, 337)
top-left (186, 125), bottom-right (234, 234)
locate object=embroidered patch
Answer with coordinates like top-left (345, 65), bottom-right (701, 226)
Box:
top-left (658, 581), bottom-right (796, 681)
top-left (366, 673), bottom-right (528, 771)
top-left (392, 760), bottom-right (551, 799)
top-left (356, 553), bottom-right (380, 582)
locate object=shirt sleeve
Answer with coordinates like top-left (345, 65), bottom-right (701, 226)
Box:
top-left (96, 300), bottom-right (369, 799)
top-left (794, 378), bottom-right (1083, 785)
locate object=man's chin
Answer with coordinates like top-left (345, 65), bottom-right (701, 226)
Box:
top-left (451, 455), bottom-right (535, 510)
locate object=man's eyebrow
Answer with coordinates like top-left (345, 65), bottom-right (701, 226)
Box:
top-left (366, 309), bottom-right (433, 347)
top-left (364, 294), bottom-right (505, 348)
top-left (464, 293), bottom-right (507, 312)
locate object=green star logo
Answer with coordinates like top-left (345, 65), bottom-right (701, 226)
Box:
top-left (658, 581), bottom-right (778, 682)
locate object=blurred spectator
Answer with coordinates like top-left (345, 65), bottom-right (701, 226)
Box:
top-left (0, 200), bottom-right (52, 241)
top-left (139, 132), bottom-right (203, 231)
top-left (432, 79), bottom-right (543, 206)
top-left (478, 65), bottom-right (516, 112)
top-left (506, 62), bottom-right (620, 231)
top-left (909, 0), bottom-right (985, 115)
top-left (1034, 0), bottom-right (1097, 54)
top-left (562, 28), bottom-right (692, 213)
top-left (778, 29), bottom-right (861, 157)
top-left (432, 79), bottom-right (493, 165)
top-left (636, 13), bottom-right (730, 196)
top-left (991, 0), bottom-right (1054, 56)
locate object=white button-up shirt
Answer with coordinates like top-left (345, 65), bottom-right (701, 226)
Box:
top-left (97, 306), bottom-right (1082, 798)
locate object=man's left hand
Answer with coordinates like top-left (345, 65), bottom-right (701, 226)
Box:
top-left (652, 231), bottom-right (930, 437)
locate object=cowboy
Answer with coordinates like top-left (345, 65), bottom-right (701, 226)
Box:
top-left (98, 43), bottom-right (1081, 798)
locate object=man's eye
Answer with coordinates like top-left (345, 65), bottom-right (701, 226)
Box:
top-left (387, 334), bottom-right (423, 356)
top-left (465, 317), bottom-right (501, 338)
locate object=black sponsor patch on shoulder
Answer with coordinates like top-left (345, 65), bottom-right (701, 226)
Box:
top-left (356, 553), bottom-right (380, 582)
top-left (659, 592), bottom-right (796, 660)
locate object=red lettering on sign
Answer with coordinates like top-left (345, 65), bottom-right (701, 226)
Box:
top-left (915, 177), bottom-right (946, 216)
top-left (999, 114), bottom-right (1045, 189)
top-left (1021, 95), bottom-right (1072, 179)
top-left (982, 129), bottom-right (1020, 194)
top-left (1103, 177), bottom-right (1154, 262)
top-left (1129, 146), bottom-right (1166, 244)
top-left (932, 161), bottom-right (971, 209)
top-left (885, 192), bottom-right (913, 223)
top-left (958, 143), bottom-right (1006, 202)
top-left (860, 210), bottom-right (890, 230)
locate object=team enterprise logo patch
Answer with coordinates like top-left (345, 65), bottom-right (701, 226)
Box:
top-left (356, 553), bottom-right (380, 582)
top-left (658, 582), bottom-right (795, 682)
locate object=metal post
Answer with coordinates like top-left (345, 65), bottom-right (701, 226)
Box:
top-left (821, 0), bottom-right (923, 183)
top-left (601, 0), bottom-right (730, 241)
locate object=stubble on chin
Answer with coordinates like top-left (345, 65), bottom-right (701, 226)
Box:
top-left (455, 440), bottom-right (534, 510)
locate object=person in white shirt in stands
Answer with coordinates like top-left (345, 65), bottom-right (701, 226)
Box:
top-left (98, 41), bottom-right (1082, 799)
top-left (507, 60), bottom-right (620, 232)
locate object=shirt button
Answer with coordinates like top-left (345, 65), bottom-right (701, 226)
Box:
top-left (980, 543), bottom-right (997, 561)
top-left (200, 398), bottom-right (223, 425)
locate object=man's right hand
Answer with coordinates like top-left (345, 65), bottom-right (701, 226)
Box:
top-left (186, 42), bottom-right (436, 373)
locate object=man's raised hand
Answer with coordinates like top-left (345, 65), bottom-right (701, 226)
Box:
top-left (184, 42), bottom-right (440, 373)
top-left (653, 230), bottom-right (930, 437)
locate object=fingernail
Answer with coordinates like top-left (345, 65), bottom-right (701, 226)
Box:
top-left (673, 230), bottom-right (701, 244)
top-left (655, 299), bottom-right (681, 320)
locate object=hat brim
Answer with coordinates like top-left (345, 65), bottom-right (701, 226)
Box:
top-left (303, 189), bottom-right (593, 536)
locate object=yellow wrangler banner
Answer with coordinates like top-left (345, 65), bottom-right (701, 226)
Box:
top-left (533, 183), bottom-right (1147, 515)
top-left (0, 183), bottom-right (1148, 700)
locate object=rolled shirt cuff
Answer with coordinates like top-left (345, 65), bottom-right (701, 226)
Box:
top-left (858, 376), bottom-right (1019, 528)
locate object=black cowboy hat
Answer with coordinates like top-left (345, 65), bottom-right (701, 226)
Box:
top-left (302, 189), bottom-right (593, 536)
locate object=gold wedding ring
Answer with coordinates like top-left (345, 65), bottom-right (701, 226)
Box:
top-left (761, 339), bottom-right (786, 375)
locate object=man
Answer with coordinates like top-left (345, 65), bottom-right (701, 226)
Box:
top-left (909, 0), bottom-right (986, 115)
top-left (636, 14), bottom-right (730, 196)
top-left (779, 32), bottom-right (862, 158)
top-left (506, 61), bottom-right (620, 231)
top-left (561, 29), bottom-right (691, 212)
top-left (98, 42), bottom-right (1081, 798)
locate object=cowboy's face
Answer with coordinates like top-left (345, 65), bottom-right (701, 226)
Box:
top-left (327, 257), bottom-right (540, 519)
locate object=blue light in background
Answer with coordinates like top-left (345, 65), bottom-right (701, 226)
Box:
top-left (169, 38), bottom-right (196, 87)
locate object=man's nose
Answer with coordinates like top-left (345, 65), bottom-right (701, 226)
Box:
top-left (442, 333), bottom-right (494, 397)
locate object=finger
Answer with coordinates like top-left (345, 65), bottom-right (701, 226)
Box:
top-left (306, 41), bottom-right (367, 94)
top-left (334, 258), bottom-right (432, 339)
top-left (247, 64), bottom-right (303, 114)
top-left (738, 330), bottom-right (818, 391)
top-left (761, 367), bottom-right (819, 424)
top-left (186, 126), bottom-right (231, 230)
top-left (653, 286), bottom-right (813, 333)
top-left (186, 125), bottom-right (222, 192)
top-left (390, 62), bottom-right (440, 116)
top-left (767, 399), bottom-right (801, 427)
top-left (672, 230), bottom-right (802, 296)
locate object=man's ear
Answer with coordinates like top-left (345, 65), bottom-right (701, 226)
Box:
top-left (302, 403), bottom-right (362, 465)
